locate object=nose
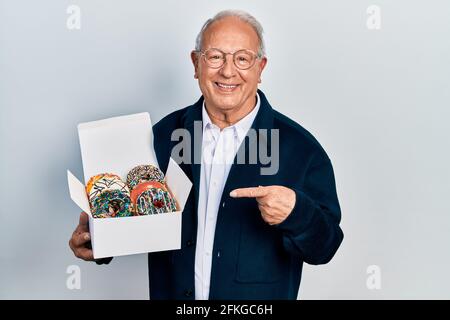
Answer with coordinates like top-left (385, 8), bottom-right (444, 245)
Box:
top-left (219, 53), bottom-right (237, 78)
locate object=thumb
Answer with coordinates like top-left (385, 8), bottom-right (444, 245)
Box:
top-left (79, 212), bottom-right (90, 231)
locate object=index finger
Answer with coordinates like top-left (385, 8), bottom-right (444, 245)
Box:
top-left (75, 247), bottom-right (94, 261)
top-left (229, 186), bottom-right (269, 198)
top-left (71, 232), bottom-right (91, 248)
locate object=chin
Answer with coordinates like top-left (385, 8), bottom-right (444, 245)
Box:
top-left (207, 95), bottom-right (236, 108)
top-left (215, 101), bottom-right (240, 111)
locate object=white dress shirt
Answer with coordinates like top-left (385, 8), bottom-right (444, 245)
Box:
top-left (194, 93), bottom-right (260, 300)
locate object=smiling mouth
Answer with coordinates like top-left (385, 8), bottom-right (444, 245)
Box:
top-left (215, 82), bottom-right (240, 92)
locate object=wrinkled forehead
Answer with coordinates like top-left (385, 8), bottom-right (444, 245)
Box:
top-left (201, 17), bottom-right (260, 53)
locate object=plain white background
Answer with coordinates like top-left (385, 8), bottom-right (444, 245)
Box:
top-left (1, 0), bottom-right (449, 299)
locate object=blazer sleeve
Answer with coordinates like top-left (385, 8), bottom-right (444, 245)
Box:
top-left (95, 257), bottom-right (113, 265)
top-left (275, 154), bottom-right (344, 265)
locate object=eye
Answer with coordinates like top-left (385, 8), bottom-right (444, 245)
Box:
top-left (235, 52), bottom-right (252, 64)
top-left (206, 51), bottom-right (224, 61)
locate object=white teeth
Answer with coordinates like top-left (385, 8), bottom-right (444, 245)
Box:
top-left (217, 83), bottom-right (237, 89)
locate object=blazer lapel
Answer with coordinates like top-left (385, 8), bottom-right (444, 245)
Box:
top-left (181, 97), bottom-right (204, 228)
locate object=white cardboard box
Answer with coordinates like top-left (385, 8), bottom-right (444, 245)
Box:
top-left (67, 112), bottom-right (192, 259)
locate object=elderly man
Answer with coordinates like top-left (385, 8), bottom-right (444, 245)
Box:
top-left (69, 10), bottom-right (343, 300)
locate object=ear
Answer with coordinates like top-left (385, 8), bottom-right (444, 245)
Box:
top-left (257, 57), bottom-right (268, 83)
top-left (191, 51), bottom-right (199, 79)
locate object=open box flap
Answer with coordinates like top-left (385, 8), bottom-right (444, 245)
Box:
top-left (67, 170), bottom-right (92, 216)
top-left (165, 157), bottom-right (193, 210)
top-left (78, 112), bottom-right (158, 182)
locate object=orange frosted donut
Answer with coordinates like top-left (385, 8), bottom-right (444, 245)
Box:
top-left (130, 181), bottom-right (167, 204)
top-left (130, 181), bottom-right (177, 215)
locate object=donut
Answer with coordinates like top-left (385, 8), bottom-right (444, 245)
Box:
top-left (85, 173), bottom-right (132, 218)
top-left (91, 189), bottom-right (132, 218)
top-left (86, 173), bottom-right (123, 200)
top-left (126, 165), bottom-right (165, 191)
top-left (130, 181), bottom-right (177, 215)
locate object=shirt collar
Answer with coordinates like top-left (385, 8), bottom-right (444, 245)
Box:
top-left (202, 92), bottom-right (260, 143)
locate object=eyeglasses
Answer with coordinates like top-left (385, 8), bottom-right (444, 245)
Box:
top-left (196, 48), bottom-right (261, 70)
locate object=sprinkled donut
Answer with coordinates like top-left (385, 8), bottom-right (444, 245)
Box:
top-left (130, 181), bottom-right (177, 215)
top-left (86, 173), bottom-right (132, 218)
top-left (126, 165), bottom-right (165, 191)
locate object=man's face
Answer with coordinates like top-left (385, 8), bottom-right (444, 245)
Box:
top-left (191, 17), bottom-right (267, 114)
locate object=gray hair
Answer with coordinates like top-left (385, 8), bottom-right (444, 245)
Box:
top-left (194, 10), bottom-right (266, 57)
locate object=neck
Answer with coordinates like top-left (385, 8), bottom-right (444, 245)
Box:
top-left (205, 95), bottom-right (257, 130)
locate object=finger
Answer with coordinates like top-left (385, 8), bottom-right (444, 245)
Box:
top-left (75, 247), bottom-right (94, 261)
top-left (72, 232), bottom-right (91, 248)
top-left (79, 212), bottom-right (90, 228)
top-left (259, 204), bottom-right (280, 224)
top-left (75, 212), bottom-right (90, 233)
top-left (256, 196), bottom-right (275, 207)
top-left (260, 212), bottom-right (276, 225)
top-left (230, 186), bottom-right (269, 198)
top-left (258, 204), bottom-right (273, 218)
top-left (260, 210), bottom-right (275, 225)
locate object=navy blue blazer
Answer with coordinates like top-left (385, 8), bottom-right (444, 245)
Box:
top-left (147, 90), bottom-right (344, 300)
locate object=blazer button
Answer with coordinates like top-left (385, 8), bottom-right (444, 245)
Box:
top-left (186, 240), bottom-right (194, 247)
top-left (184, 289), bottom-right (193, 297)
